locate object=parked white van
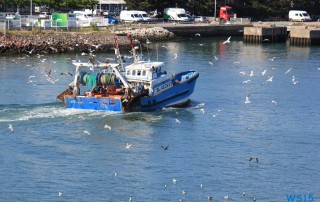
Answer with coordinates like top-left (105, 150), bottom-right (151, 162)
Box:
top-left (289, 10), bottom-right (311, 22)
top-left (137, 11), bottom-right (151, 22)
top-left (163, 8), bottom-right (189, 22)
top-left (120, 10), bottom-right (144, 22)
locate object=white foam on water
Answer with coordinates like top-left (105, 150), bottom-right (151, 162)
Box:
top-left (0, 105), bottom-right (117, 122)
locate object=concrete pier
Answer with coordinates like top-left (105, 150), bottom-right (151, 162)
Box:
top-left (289, 29), bottom-right (320, 46)
top-left (162, 24), bottom-right (246, 37)
top-left (243, 27), bottom-right (287, 43)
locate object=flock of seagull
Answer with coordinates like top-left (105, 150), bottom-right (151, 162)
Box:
top-left (3, 34), bottom-right (307, 202)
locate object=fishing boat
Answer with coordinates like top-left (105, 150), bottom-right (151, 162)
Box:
top-left (57, 35), bottom-right (199, 112)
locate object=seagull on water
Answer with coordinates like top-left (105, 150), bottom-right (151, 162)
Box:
top-left (172, 178), bottom-right (177, 184)
top-left (200, 108), bottom-right (205, 114)
top-left (224, 195), bottom-right (230, 200)
top-left (174, 53), bottom-right (178, 59)
top-left (104, 124), bottom-right (112, 130)
top-left (58, 192), bottom-right (63, 197)
top-left (249, 157), bottom-right (259, 163)
top-left (223, 36), bottom-right (231, 44)
top-left (83, 130), bottom-right (91, 135)
top-left (126, 143), bottom-right (132, 149)
top-left (175, 118), bottom-right (181, 124)
top-left (245, 96), bottom-right (251, 104)
top-left (182, 190), bottom-right (187, 196)
top-left (208, 195), bottom-right (213, 200)
top-left (8, 124), bottom-right (14, 132)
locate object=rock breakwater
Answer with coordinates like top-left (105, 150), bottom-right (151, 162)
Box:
top-left (0, 27), bottom-right (174, 55)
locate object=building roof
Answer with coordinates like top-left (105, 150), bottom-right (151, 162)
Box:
top-left (99, 0), bottom-right (126, 4)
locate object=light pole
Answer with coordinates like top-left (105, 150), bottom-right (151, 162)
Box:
top-left (214, 0), bottom-right (216, 21)
top-left (30, 0), bottom-right (32, 16)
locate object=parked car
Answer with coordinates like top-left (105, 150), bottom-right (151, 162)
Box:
top-left (39, 12), bottom-right (51, 19)
top-left (186, 14), bottom-right (194, 22)
top-left (194, 16), bottom-right (207, 22)
top-left (103, 15), bottom-right (118, 24)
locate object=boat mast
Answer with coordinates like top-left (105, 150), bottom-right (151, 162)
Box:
top-left (113, 36), bottom-right (131, 89)
top-left (128, 34), bottom-right (138, 64)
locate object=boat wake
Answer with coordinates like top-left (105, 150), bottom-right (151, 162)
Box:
top-left (0, 103), bottom-right (117, 123)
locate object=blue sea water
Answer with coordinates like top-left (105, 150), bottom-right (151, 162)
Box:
top-left (0, 37), bottom-right (320, 202)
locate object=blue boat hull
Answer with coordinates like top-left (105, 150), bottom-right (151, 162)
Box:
top-left (139, 71), bottom-right (199, 111)
top-left (64, 96), bottom-right (123, 112)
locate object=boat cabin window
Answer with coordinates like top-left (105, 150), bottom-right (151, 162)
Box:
top-left (126, 70), bottom-right (130, 75)
top-left (132, 70), bottom-right (136, 76)
top-left (137, 70), bottom-right (141, 76)
top-left (142, 70), bottom-right (146, 76)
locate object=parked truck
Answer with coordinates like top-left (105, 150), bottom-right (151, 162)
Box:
top-left (219, 6), bottom-right (235, 21)
top-left (163, 8), bottom-right (189, 22)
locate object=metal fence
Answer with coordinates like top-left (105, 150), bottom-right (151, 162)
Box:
top-left (1, 17), bottom-right (110, 31)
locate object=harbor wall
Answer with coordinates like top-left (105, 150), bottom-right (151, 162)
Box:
top-left (2, 23), bottom-right (320, 55)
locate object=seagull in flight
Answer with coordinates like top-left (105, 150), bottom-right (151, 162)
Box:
top-left (249, 70), bottom-right (254, 77)
top-left (223, 36), bottom-right (231, 44)
top-left (27, 48), bottom-right (34, 55)
top-left (8, 124), bottom-right (14, 132)
top-left (266, 76), bottom-right (273, 82)
top-left (195, 33), bottom-right (201, 37)
top-left (269, 57), bottom-right (276, 61)
top-left (242, 79), bottom-right (251, 84)
top-left (175, 118), bottom-right (181, 124)
top-left (292, 76), bottom-right (299, 85)
top-left (161, 146), bottom-right (169, 150)
top-left (261, 69), bottom-right (267, 76)
top-left (91, 44), bottom-right (101, 49)
top-left (285, 67), bottom-right (292, 75)
top-left (249, 157), bottom-right (259, 163)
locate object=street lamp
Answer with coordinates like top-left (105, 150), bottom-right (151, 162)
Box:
top-left (30, 0), bottom-right (32, 16)
top-left (214, 0), bottom-right (216, 21)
